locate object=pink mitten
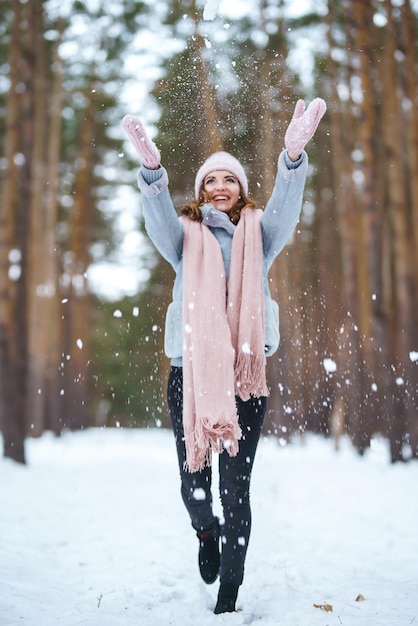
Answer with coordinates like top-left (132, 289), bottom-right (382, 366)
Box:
top-left (121, 115), bottom-right (161, 169)
top-left (284, 98), bottom-right (327, 157)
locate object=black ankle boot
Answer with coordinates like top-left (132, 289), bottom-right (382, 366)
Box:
top-left (214, 582), bottom-right (239, 614)
top-left (197, 519), bottom-right (220, 584)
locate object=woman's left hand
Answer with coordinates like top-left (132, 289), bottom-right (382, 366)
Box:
top-left (285, 98), bottom-right (327, 161)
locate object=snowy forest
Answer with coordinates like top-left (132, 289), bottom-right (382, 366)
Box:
top-left (0, 0), bottom-right (417, 465)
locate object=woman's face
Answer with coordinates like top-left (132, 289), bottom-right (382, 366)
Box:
top-left (202, 170), bottom-right (240, 213)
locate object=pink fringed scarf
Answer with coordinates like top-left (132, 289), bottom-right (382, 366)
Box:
top-left (181, 208), bottom-right (269, 473)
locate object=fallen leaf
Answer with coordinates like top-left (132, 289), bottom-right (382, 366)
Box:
top-left (314, 603), bottom-right (333, 612)
top-left (356, 594), bottom-right (366, 602)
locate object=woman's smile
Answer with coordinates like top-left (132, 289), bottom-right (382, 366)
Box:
top-left (203, 170), bottom-right (240, 212)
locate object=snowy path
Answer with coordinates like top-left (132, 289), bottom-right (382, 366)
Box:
top-left (1, 429), bottom-right (417, 625)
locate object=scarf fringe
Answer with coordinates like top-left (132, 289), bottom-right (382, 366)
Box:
top-left (235, 352), bottom-right (270, 402)
top-left (185, 414), bottom-right (242, 473)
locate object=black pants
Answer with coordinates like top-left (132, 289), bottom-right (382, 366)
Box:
top-left (167, 366), bottom-right (266, 586)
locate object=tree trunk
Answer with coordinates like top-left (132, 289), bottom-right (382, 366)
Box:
top-left (191, 1), bottom-right (223, 154)
top-left (256, 5), bottom-right (299, 439)
top-left (401, 0), bottom-right (418, 278)
top-left (400, 0), bottom-right (418, 457)
top-left (379, 0), bottom-right (415, 460)
top-left (0, 0), bottom-right (27, 463)
top-left (43, 22), bottom-right (65, 434)
top-left (325, 1), bottom-right (370, 454)
top-left (25, 0), bottom-right (49, 437)
top-left (62, 92), bottom-right (95, 430)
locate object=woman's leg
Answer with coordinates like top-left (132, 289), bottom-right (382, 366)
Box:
top-left (167, 366), bottom-right (217, 533)
top-left (167, 367), bottom-right (220, 584)
top-left (218, 395), bottom-right (267, 586)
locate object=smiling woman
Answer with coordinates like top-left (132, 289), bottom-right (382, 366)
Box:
top-left (202, 171), bottom-right (240, 212)
top-left (179, 151), bottom-right (256, 224)
top-left (121, 98), bottom-right (326, 614)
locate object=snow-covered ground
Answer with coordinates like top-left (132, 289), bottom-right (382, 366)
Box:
top-left (1, 428), bottom-right (417, 625)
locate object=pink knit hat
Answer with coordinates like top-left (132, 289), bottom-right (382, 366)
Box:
top-left (194, 151), bottom-right (248, 199)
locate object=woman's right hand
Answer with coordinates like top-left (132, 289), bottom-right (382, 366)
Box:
top-left (121, 115), bottom-right (161, 170)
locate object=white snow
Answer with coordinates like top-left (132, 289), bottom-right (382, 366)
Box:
top-left (323, 358), bottom-right (337, 374)
top-left (203, 0), bottom-right (221, 21)
top-left (409, 351), bottom-right (418, 363)
top-left (1, 428), bottom-right (418, 625)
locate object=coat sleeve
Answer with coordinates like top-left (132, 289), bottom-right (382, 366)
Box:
top-left (137, 166), bottom-right (183, 269)
top-left (261, 150), bottom-right (308, 269)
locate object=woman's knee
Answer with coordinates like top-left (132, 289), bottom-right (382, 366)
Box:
top-left (219, 468), bottom-right (251, 508)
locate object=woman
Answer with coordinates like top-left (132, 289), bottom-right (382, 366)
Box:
top-left (122, 98), bottom-right (326, 614)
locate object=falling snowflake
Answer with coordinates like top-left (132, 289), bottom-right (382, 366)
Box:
top-left (323, 358), bottom-right (337, 374)
top-left (203, 0), bottom-right (220, 20)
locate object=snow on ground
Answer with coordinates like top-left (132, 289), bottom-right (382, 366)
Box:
top-left (1, 428), bottom-right (417, 625)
